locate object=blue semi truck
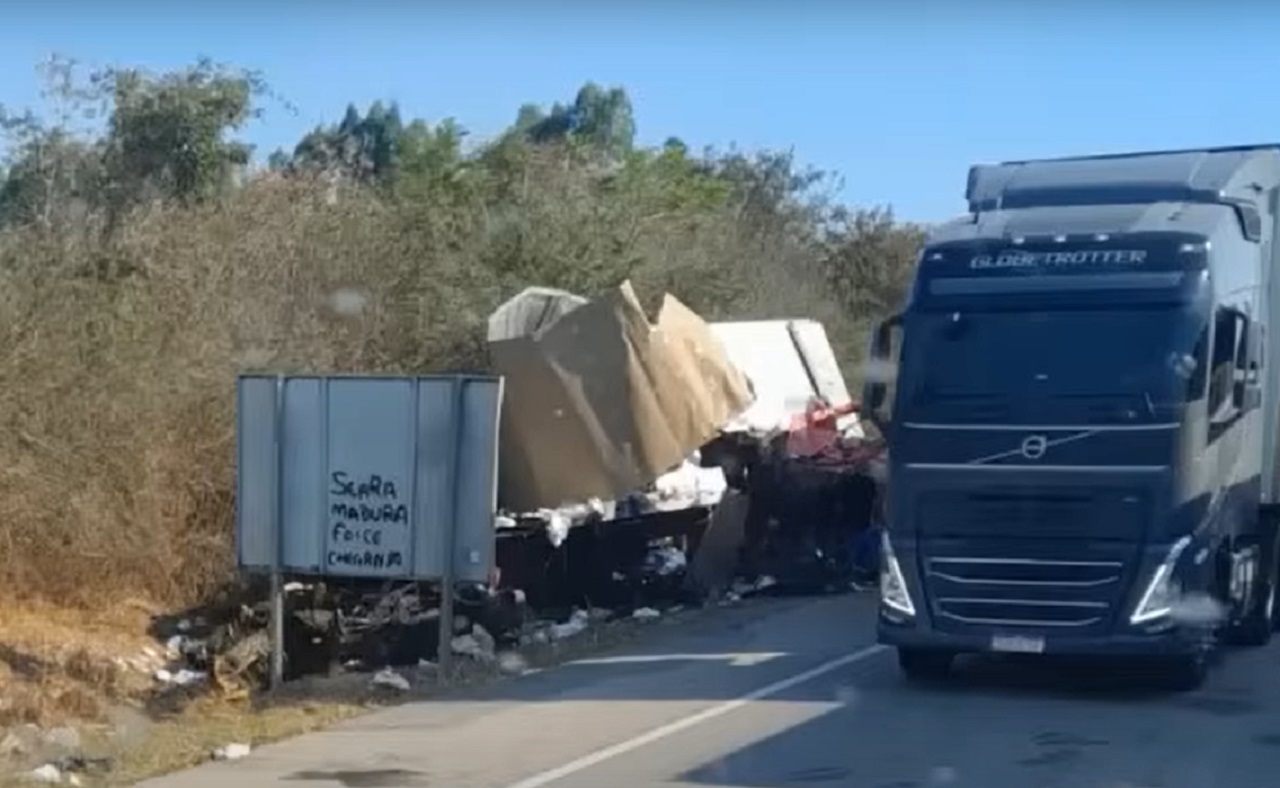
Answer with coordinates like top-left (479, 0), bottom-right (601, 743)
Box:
top-left (862, 145), bottom-right (1280, 689)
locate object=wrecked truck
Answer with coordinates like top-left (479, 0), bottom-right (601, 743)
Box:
top-left (487, 283), bottom-right (885, 603)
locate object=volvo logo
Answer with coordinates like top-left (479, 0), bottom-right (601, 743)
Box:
top-left (1019, 434), bottom-right (1049, 460)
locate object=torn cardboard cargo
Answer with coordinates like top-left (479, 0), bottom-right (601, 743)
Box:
top-left (489, 281), bottom-right (754, 512)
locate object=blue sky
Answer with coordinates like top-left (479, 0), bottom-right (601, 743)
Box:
top-left (3, 3), bottom-right (1278, 222)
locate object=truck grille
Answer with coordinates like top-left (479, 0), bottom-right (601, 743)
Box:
top-left (916, 486), bottom-right (1149, 541)
top-left (925, 556), bottom-right (1127, 630)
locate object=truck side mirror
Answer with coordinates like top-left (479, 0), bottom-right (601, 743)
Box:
top-left (862, 313), bottom-right (903, 431)
top-left (1231, 313), bottom-right (1262, 412)
top-left (1234, 364), bottom-right (1263, 411)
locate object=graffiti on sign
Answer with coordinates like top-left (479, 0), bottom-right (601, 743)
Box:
top-left (325, 471), bottom-right (409, 574)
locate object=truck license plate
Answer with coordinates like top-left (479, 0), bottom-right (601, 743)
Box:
top-left (991, 635), bottom-right (1045, 654)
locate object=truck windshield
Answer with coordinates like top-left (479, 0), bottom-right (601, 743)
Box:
top-left (899, 306), bottom-right (1206, 424)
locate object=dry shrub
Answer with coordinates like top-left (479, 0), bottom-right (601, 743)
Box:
top-left (0, 603), bottom-right (154, 726)
top-left (0, 178), bottom-right (464, 609)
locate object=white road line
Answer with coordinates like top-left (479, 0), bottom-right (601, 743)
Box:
top-left (498, 643), bottom-right (889, 788)
top-left (567, 652), bottom-right (788, 668)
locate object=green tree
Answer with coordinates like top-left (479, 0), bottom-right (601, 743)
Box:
top-left (821, 207), bottom-right (924, 321)
top-left (0, 56), bottom-right (107, 230)
top-left (289, 101), bottom-right (408, 184)
top-left (100, 57), bottom-right (261, 207)
top-left (525, 82), bottom-right (636, 156)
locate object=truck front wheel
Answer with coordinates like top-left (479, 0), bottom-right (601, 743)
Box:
top-left (1230, 549), bottom-right (1277, 647)
top-left (897, 648), bottom-right (954, 681)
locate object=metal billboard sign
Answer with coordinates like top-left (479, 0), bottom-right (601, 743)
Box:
top-left (235, 374), bottom-right (504, 683)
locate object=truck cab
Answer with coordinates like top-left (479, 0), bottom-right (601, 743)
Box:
top-left (864, 146), bottom-right (1280, 689)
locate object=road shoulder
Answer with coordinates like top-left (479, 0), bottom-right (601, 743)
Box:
top-left (136, 593), bottom-right (881, 788)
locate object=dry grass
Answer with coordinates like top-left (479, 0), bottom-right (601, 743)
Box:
top-left (0, 601), bottom-right (161, 730)
top-left (0, 177), bottom-right (481, 609)
top-left (107, 697), bottom-right (365, 785)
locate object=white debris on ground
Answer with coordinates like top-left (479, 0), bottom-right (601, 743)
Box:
top-left (26, 763), bottom-right (62, 783)
top-left (370, 668), bottom-right (411, 692)
top-left (550, 609), bottom-right (591, 640)
top-left (632, 607), bottom-right (661, 621)
top-left (149, 632), bottom-right (210, 687)
top-left (496, 651), bottom-right (529, 675)
top-left (21, 759), bottom-right (89, 784)
top-left (472, 624), bottom-right (496, 657)
top-left (212, 743), bottom-right (252, 761)
top-left (451, 623), bottom-right (498, 662)
top-left (154, 668), bottom-right (207, 687)
top-left (730, 575), bottom-right (778, 598)
top-left (327, 288), bottom-right (368, 316)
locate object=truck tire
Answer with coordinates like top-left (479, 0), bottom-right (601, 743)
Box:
top-left (1232, 561), bottom-right (1276, 647)
top-left (1229, 514), bottom-right (1280, 646)
top-left (897, 648), bottom-right (954, 681)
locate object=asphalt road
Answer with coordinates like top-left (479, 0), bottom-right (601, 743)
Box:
top-left (140, 592), bottom-right (1280, 788)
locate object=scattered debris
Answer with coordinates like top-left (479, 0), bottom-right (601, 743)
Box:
top-left (212, 743), bottom-right (252, 761)
top-left (451, 628), bottom-right (496, 662)
top-left (370, 669), bottom-right (410, 692)
top-left (550, 610), bottom-right (591, 640)
top-left (155, 668), bottom-right (207, 687)
top-left (472, 624), bottom-right (496, 658)
top-left (496, 652), bottom-right (529, 675)
top-left (729, 575), bottom-right (778, 598)
top-left (27, 763), bottom-right (62, 783)
top-left (50, 754), bottom-right (114, 776)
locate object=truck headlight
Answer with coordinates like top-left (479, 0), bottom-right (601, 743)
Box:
top-left (880, 532), bottom-right (916, 617)
top-left (1129, 536), bottom-right (1191, 625)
